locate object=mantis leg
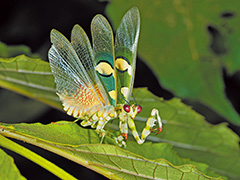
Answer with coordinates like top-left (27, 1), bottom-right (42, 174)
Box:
top-left (114, 114), bottom-right (128, 147)
top-left (128, 108), bottom-right (162, 144)
top-left (80, 113), bottom-right (114, 143)
top-left (141, 108), bottom-right (162, 142)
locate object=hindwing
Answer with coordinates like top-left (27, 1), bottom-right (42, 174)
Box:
top-left (48, 26), bottom-right (110, 117)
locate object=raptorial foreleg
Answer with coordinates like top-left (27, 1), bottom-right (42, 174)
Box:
top-left (128, 108), bottom-right (162, 144)
top-left (140, 108), bottom-right (162, 142)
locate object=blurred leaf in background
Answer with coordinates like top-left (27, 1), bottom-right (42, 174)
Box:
top-left (106, 0), bottom-right (240, 125)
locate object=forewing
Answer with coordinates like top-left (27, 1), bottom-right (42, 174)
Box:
top-left (115, 7), bottom-right (140, 103)
top-left (48, 29), bottom-right (109, 117)
top-left (71, 25), bottom-right (110, 106)
top-left (91, 15), bottom-right (117, 106)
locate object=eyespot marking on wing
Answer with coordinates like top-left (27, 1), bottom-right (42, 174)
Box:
top-left (96, 60), bottom-right (114, 77)
top-left (115, 56), bottom-right (132, 75)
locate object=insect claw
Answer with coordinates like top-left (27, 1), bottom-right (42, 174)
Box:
top-left (115, 135), bottom-right (127, 147)
top-left (150, 126), bottom-right (162, 135)
top-left (157, 126), bottom-right (163, 134)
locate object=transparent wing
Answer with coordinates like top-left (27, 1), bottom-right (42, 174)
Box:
top-left (48, 29), bottom-right (110, 117)
top-left (115, 7), bottom-right (140, 103)
top-left (70, 24), bottom-right (110, 105)
top-left (91, 15), bottom-right (117, 106)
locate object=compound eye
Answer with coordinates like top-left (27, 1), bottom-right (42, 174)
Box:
top-left (137, 105), bottom-right (142, 113)
top-left (123, 104), bottom-right (130, 113)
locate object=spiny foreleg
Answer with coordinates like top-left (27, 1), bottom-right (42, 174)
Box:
top-left (128, 108), bottom-right (162, 144)
top-left (141, 108), bottom-right (162, 142)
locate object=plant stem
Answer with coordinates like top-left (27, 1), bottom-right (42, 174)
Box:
top-left (0, 135), bottom-right (77, 180)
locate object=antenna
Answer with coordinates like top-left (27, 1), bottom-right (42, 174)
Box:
top-left (120, 94), bottom-right (130, 105)
top-left (132, 93), bottom-right (137, 105)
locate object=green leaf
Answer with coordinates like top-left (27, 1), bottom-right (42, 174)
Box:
top-left (126, 142), bottom-right (222, 179)
top-left (0, 51), bottom-right (237, 179)
top-left (106, 0), bottom-right (240, 125)
top-left (130, 88), bottom-right (239, 180)
top-left (0, 122), bottom-right (223, 180)
top-left (0, 42), bottom-right (33, 58)
top-left (0, 54), bottom-right (61, 109)
top-left (0, 148), bottom-right (26, 180)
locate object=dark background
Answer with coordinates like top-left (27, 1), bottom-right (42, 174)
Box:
top-left (0, 0), bottom-right (239, 179)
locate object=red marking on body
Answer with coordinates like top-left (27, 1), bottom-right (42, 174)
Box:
top-left (122, 133), bottom-right (128, 140)
top-left (157, 126), bottom-right (163, 134)
top-left (150, 126), bottom-right (162, 134)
